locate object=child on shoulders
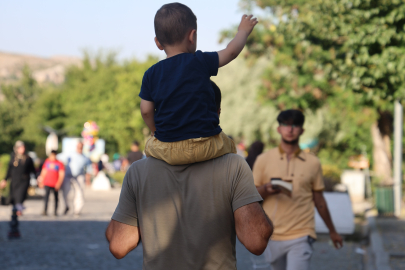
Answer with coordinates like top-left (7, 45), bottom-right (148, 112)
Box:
top-left (140, 3), bottom-right (258, 165)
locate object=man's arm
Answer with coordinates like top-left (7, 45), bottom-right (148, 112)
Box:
top-left (235, 202), bottom-right (273, 255)
top-left (140, 99), bottom-right (156, 135)
top-left (313, 191), bottom-right (343, 249)
top-left (217, 15), bottom-right (258, 67)
top-left (106, 220), bottom-right (140, 259)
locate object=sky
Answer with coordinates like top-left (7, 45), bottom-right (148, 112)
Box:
top-left (0, 0), bottom-right (248, 60)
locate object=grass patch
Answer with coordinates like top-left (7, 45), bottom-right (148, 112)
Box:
top-left (111, 171), bottom-right (126, 185)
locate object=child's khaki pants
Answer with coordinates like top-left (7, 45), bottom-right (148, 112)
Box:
top-left (145, 131), bottom-right (236, 165)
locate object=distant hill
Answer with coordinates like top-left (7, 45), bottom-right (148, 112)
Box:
top-left (0, 51), bottom-right (81, 85)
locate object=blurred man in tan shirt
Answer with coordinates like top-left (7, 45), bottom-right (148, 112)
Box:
top-left (253, 110), bottom-right (343, 270)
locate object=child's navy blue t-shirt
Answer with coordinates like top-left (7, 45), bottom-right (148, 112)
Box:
top-left (139, 50), bottom-right (222, 142)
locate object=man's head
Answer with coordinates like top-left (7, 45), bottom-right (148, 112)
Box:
top-left (211, 80), bottom-right (221, 116)
top-left (154, 3), bottom-right (197, 52)
top-left (276, 109), bottom-right (305, 145)
top-left (49, 150), bottom-right (58, 160)
top-left (76, 142), bottom-right (84, 154)
top-left (131, 141), bottom-right (140, 152)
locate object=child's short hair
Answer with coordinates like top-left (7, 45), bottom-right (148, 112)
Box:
top-left (154, 3), bottom-right (197, 46)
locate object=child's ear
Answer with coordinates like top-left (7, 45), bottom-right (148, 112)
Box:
top-left (188, 29), bottom-right (196, 44)
top-left (154, 37), bottom-right (164, 50)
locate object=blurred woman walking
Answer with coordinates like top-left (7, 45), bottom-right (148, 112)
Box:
top-left (0, 141), bottom-right (36, 216)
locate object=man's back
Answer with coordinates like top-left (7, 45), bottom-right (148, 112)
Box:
top-left (112, 154), bottom-right (262, 270)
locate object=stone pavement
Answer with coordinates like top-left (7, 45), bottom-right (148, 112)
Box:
top-left (376, 217), bottom-right (405, 270)
top-left (1, 188), bottom-right (365, 270)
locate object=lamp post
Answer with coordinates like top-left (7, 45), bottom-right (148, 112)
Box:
top-left (394, 99), bottom-right (403, 217)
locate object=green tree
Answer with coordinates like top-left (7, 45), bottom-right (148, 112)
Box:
top-left (0, 67), bottom-right (42, 153)
top-left (237, 0), bottom-right (405, 184)
top-left (30, 53), bottom-right (156, 156)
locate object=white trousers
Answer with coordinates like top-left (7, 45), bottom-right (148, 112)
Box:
top-left (61, 175), bottom-right (85, 215)
top-left (264, 236), bottom-right (313, 270)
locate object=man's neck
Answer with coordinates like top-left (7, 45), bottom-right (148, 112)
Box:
top-left (280, 141), bottom-right (300, 160)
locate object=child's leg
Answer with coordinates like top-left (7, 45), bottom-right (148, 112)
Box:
top-left (43, 186), bottom-right (51, 213)
top-left (190, 131), bottom-right (237, 163)
top-left (145, 132), bottom-right (236, 165)
top-left (145, 136), bottom-right (193, 165)
top-left (53, 188), bottom-right (59, 215)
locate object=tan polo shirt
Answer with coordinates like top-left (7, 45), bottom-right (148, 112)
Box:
top-left (253, 146), bottom-right (325, 241)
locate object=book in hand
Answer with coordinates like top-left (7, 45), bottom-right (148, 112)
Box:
top-left (271, 178), bottom-right (292, 197)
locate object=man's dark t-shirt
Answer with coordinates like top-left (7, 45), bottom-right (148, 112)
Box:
top-left (112, 154), bottom-right (262, 270)
top-left (139, 50), bottom-right (222, 142)
top-left (127, 151), bottom-right (143, 165)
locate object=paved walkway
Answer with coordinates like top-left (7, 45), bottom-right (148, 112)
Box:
top-left (376, 217), bottom-right (405, 270)
top-left (1, 188), bottom-right (364, 270)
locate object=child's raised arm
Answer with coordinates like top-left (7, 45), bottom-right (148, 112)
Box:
top-left (218, 14), bottom-right (258, 68)
top-left (140, 99), bottom-right (156, 135)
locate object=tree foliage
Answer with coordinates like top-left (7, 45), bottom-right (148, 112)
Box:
top-left (0, 53), bottom-right (156, 157)
top-left (0, 67), bottom-right (42, 153)
top-left (247, 0), bottom-right (405, 110)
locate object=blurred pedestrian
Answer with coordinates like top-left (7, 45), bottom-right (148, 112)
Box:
top-left (253, 110), bottom-right (343, 270)
top-left (0, 141), bottom-right (36, 216)
top-left (127, 141), bottom-right (143, 165)
top-left (37, 150), bottom-right (65, 216)
top-left (112, 153), bottom-right (121, 171)
top-left (246, 141), bottom-right (264, 170)
top-left (57, 142), bottom-right (91, 215)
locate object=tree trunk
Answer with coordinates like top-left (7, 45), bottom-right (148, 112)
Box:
top-left (371, 111), bottom-right (393, 185)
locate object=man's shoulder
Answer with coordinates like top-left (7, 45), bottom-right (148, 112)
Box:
top-left (301, 151), bottom-right (321, 167)
top-left (257, 147), bottom-right (279, 161)
top-left (129, 154), bottom-right (246, 172)
top-left (212, 153), bottom-right (248, 169)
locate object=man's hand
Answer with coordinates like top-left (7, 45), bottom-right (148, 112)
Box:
top-left (264, 183), bottom-right (281, 195)
top-left (257, 182), bottom-right (281, 199)
top-left (313, 191), bottom-right (343, 249)
top-left (330, 231), bottom-right (343, 249)
top-left (238, 14), bottom-right (258, 36)
top-left (0, 179), bottom-right (7, 189)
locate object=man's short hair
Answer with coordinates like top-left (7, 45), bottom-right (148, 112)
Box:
top-left (51, 150), bottom-right (58, 155)
top-left (277, 109), bottom-right (305, 126)
top-left (154, 3), bottom-right (197, 46)
top-left (132, 141), bottom-right (140, 146)
top-left (210, 80), bottom-right (221, 111)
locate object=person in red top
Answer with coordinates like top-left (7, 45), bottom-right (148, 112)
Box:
top-left (38, 150), bottom-right (65, 216)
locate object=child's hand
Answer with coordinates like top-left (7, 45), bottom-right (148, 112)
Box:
top-left (218, 14), bottom-right (258, 67)
top-left (238, 14), bottom-right (258, 36)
